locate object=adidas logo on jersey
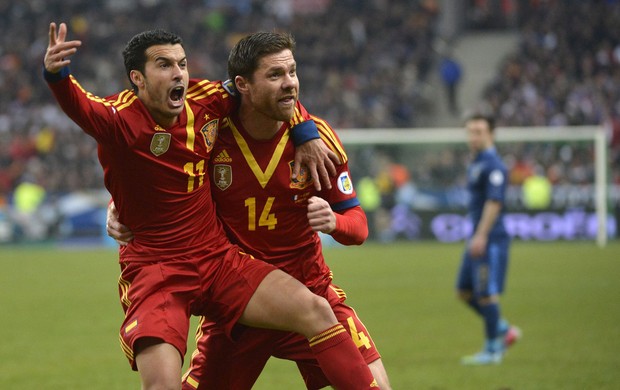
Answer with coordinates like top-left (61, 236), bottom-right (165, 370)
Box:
top-left (213, 150), bottom-right (232, 163)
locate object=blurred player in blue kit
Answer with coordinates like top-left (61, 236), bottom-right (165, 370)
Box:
top-left (457, 114), bottom-right (521, 365)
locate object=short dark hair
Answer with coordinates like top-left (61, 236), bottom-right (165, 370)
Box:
top-left (122, 29), bottom-right (183, 92)
top-left (466, 113), bottom-right (496, 133)
top-left (227, 31), bottom-right (296, 82)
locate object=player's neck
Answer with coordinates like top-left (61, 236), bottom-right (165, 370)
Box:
top-left (137, 92), bottom-right (179, 129)
top-left (237, 106), bottom-right (282, 140)
top-left (477, 141), bottom-right (494, 153)
top-left (148, 111), bottom-right (178, 129)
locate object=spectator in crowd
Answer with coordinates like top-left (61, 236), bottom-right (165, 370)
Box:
top-left (475, 1), bottom-right (620, 189)
top-left (439, 53), bottom-right (463, 115)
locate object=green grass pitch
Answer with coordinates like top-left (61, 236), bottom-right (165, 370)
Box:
top-left (1, 241), bottom-right (619, 389)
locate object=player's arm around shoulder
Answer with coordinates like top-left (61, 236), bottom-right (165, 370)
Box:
top-left (187, 78), bottom-right (239, 117)
top-left (290, 107), bottom-right (343, 191)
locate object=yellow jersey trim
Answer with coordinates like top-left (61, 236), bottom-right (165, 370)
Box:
top-left (228, 119), bottom-right (289, 189)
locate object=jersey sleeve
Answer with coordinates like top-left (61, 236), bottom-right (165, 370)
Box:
top-left (484, 162), bottom-right (508, 203)
top-left (313, 115), bottom-right (348, 165)
top-left (44, 67), bottom-right (122, 144)
top-left (311, 115), bottom-right (360, 213)
top-left (331, 206), bottom-right (368, 245)
top-left (187, 78), bottom-right (238, 117)
top-left (288, 101), bottom-right (319, 145)
top-left (317, 116), bottom-right (368, 246)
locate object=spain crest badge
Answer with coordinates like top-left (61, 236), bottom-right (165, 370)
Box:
top-left (200, 119), bottom-right (218, 152)
top-left (289, 161), bottom-right (313, 189)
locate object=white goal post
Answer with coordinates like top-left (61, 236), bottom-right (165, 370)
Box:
top-left (338, 126), bottom-right (608, 247)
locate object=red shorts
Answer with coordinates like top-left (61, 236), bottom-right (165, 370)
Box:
top-left (117, 245), bottom-right (277, 370)
top-left (182, 283), bottom-right (382, 390)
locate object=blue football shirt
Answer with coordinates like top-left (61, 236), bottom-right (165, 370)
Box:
top-left (466, 147), bottom-right (509, 238)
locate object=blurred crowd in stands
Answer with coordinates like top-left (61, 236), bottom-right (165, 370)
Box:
top-left (0, 1), bottom-right (438, 189)
top-left (474, 0), bottom-right (620, 185)
top-left (0, 0), bottom-right (618, 241)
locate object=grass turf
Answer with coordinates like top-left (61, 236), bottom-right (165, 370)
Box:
top-left (1, 241), bottom-right (619, 389)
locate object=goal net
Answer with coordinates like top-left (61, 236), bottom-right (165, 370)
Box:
top-left (338, 126), bottom-right (613, 246)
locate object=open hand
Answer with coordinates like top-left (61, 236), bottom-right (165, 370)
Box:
top-left (293, 139), bottom-right (339, 191)
top-left (44, 22), bottom-right (82, 73)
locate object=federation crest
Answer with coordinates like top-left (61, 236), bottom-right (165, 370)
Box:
top-left (150, 133), bottom-right (171, 156)
top-left (288, 161), bottom-right (313, 189)
top-left (200, 119), bottom-right (219, 152)
top-left (213, 164), bottom-right (232, 191)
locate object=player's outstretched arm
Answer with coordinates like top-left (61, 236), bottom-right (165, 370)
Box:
top-left (44, 22), bottom-right (82, 73)
top-left (43, 22), bottom-right (119, 143)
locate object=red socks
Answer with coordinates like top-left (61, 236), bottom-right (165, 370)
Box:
top-left (308, 324), bottom-right (379, 389)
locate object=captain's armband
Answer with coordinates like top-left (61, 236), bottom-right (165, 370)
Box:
top-left (290, 120), bottom-right (320, 146)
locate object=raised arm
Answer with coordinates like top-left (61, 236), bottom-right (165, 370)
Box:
top-left (43, 22), bottom-right (122, 144)
top-left (44, 22), bottom-right (81, 74)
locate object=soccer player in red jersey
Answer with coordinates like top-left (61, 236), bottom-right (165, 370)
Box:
top-left (44, 23), bottom-right (379, 389)
top-left (109, 32), bottom-right (391, 389)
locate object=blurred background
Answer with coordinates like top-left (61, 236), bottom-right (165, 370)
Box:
top-left (0, 0), bottom-right (619, 245)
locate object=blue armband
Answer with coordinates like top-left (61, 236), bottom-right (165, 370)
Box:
top-left (290, 120), bottom-right (320, 146)
top-left (43, 66), bottom-right (70, 82)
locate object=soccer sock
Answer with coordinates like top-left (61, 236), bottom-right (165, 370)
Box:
top-left (308, 324), bottom-right (379, 389)
top-left (466, 297), bottom-right (483, 315)
top-left (497, 318), bottom-right (509, 335)
top-left (479, 302), bottom-right (501, 352)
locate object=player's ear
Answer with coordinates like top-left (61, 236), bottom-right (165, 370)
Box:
top-left (130, 70), bottom-right (145, 90)
top-left (234, 75), bottom-right (249, 95)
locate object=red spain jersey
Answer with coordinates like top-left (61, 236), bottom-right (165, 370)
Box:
top-left (47, 74), bottom-right (316, 262)
top-left (47, 76), bottom-right (235, 261)
top-left (210, 114), bottom-right (359, 291)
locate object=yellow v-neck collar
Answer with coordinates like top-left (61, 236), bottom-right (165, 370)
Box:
top-left (228, 119), bottom-right (289, 189)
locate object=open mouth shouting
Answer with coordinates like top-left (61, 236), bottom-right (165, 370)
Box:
top-left (169, 85), bottom-right (185, 108)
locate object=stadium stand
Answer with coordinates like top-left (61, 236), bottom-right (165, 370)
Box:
top-left (0, 0), bottom-right (438, 195)
top-left (473, 0), bottom-right (620, 194)
top-left (0, 0), bottom-right (617, 241)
